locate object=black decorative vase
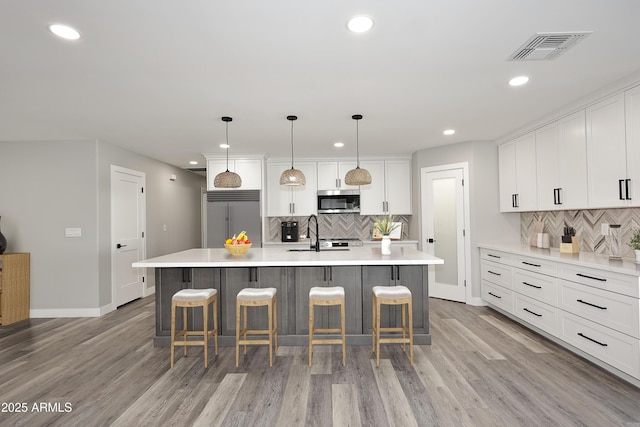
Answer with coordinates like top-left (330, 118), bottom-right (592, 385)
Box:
top-left (0, 216), bottom-right (7, 255)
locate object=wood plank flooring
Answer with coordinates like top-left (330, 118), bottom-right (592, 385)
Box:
top-left (1, 296), bottom-right (639, 426)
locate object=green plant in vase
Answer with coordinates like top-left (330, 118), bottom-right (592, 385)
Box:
top-left (627, 227), bottom-right (640, 263)
top-left (374, 214), bottom-right (399, 255)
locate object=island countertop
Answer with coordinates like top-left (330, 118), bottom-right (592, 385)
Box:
top-left (133, 246), bottom-right (443, 268)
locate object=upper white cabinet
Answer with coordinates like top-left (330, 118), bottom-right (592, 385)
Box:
top-left (265, 162), bottom-right (317, 217)
top-left (359, 159), bottom-right (412, 215)
top-left (499, 132), bottom-right (537, 212)
top-left (586, 93), bottom-right (628, 208)
top-left (317, 161), bottom-right (358, 190)
top-left (625, 85), bottom-right (640, 206)
top-left (535, 111), bottom-right (588, 211)
top-left (206, 158), bottom-right (263, 191)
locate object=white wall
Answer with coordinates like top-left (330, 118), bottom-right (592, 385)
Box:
top-left (411, 140), bottom-right (520, 302)
top-left (0, 139), bottom-right (205, 316)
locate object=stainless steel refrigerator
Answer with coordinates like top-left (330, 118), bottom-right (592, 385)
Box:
top-left (206, 190), bottom-right (262, 248)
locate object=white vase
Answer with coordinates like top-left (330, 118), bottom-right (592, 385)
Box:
top-left (381, 236), bottom-right (391, 255)
top-left (635, 250), bottom-right (640, 263)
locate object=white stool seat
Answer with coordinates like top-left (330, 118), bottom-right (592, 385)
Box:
top-left (172, 288), bottom-right (217, 302)
top-left (372, 285), bottom-right (411, 299)
top-left (309, 286), bottom-right (345, 300)
top-left (237, 287), bottom-right (277, 301)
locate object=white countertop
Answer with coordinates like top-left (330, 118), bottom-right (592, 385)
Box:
top-left (133, 247), bottom-right (443, 268)
top-left (479, 242), bottom-right (640, 276)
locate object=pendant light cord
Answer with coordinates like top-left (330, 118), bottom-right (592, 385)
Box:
top-left (225, 121), bottom-right (230, 172)
top-left (355, 118), bottom-right (360, 168)
top-left (290, 119), bottom-right (295, 169)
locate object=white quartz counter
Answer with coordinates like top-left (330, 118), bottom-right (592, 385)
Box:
top-left (479, 242), bottom-right (640, 277)
top-left (133, 246), bottom-right (443, 268)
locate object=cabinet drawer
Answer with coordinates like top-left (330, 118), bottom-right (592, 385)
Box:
top-left (559, 311), bottom-right (640, 379)
top-left (513, 269), bottom-right (558, 306)
top-left (513, 255), bottom-right (557, 276)
top-left (480, 249), bottom-right (511, 265)
top-left (558, 264), bottom-right (639, 298)
top-left (514, 293), bottom-right (558, 336)
top-left (558, 279), bottom-right (640, 338)
top-left (481, 280), bottom-right (513, 314)
top-left (481, 260), bottom-right (512, 288)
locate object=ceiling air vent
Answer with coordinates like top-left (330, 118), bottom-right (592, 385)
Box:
top-left (508, 32), bottom-right (591, 61)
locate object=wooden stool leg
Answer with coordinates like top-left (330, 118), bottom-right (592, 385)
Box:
top-left (341, 299), bottom-right (346, 367)
top-left (408, 299), bottom-right (414, 365)
top-left (203, 300), bottom-right (209, 368)
top-left (214, 296), bottom-right (219, 355)
top-left (243, 305), bottom-right (248, 354)
top-left (274, 296), bottom-right (278, 352)
top-left (236, 300), bottom-right (241, 367)
top-left (171, 301), bottom-right (176, 368)
top-left (376, 299), bottom-right (381, 367)
top-left (371, 293), bottom-right (375, 353)
top-left (268, 298), bottom-right (273, 367)
top-left (401, 303), bottom-right (406, 353)
top-left (183, 306), bottom-right (188, 357)
top-left (309, 300), bottom-right (314, 367)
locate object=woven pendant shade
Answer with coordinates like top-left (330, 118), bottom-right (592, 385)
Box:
top-left (344, 166), bottom-right (371, 185)
top-left (281, 115), bottom-right (306, 186)
top-left (344, 114), bottom-right (372, 185)
top-left (214, 116), bottom-right (242, 188)
top-left (279, 167), bottom-right (306, 186)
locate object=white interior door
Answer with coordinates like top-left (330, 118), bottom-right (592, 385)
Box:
top-left (421, 166), bottom-right (467, 302)
top-left (111, 166), bottom-right (146, 307)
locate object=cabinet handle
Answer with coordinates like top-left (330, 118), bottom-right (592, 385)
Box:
top-left (577, 332), bottom-right (608, 347)
top-left (323, 266), bottom-right (327, 282)
top-left (523, 308), bottom-right (542, 317)
top-left (396, 266), bottom-right (401, 282)
top-left (576, 273), bottom-right (606, 282)
top-left (626, 179), bottom-right (632, 200)
top-left (390, 266), bottom-right (395, 281)
top-left (487, 254), bottom-right (501, 258)
top-left (619, 179), bottom-right (625, 200)
top-left (488, 292), bottom-right (502, 299)
top-left (336, 178), bottom-right (340, 188)
top-left (522, 281), bottom-right (542, 289)
top-left (329, 266), bottom-right (333, 281)
top-left (512, 194), bottom-right (516, 208)
top-left (577, 299), bottom-right (607, 310)
top-left (522, 261), bottom-right (541, 268)
top-left (487, 270), bottom-right (501, 276)
top-left (553, 188), bottom-right (563, 205)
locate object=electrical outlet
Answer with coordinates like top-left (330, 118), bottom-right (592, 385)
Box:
top-left (601, 223), bottom-right (610, 236)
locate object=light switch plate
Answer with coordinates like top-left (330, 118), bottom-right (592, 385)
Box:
top-left (65, 227), bottom-right (82, 237)
top-left (601, 223), bottom-right (609, 236)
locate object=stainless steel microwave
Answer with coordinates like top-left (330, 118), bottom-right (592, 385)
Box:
top-left (317, 189), bottom-right (360, 214)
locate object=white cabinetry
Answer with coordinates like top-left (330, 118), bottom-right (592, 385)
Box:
top-left (359, 159), bottom-right (412, 215)
top-left (625, 85), bottom-right (640, 206)
top-left (317, 161), bottom-right (358, 190)
top-left (499, 132), bottom-right (537, 212)
top-left (265, 162), bottom-right (317, 217)
top-left (535, 111), bottom-right (588, 210)
top-left (480, 246), bottom-right (640, 383)
top-left (206, 158), bottom-right (262, 191)
top-left (586, 93), bottom-right (628, 208)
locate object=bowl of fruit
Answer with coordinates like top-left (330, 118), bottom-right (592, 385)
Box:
top-left (225, 231), bottom-right (252, 255)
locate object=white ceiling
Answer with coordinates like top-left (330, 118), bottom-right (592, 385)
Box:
top-left (2, 1), bottom-right (640, 170)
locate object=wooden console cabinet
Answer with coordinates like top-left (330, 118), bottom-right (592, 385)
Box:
top-left (0, 253), bottom-right (30, 325)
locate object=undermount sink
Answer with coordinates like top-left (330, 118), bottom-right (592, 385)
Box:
top-left (287, 248), bottom-right (350, 252)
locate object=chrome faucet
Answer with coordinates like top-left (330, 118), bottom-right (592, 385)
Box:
top-left (307, 214), bottom-right (320, 252)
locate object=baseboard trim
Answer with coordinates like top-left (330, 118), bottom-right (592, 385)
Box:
top-left (143, 286), bottom-right (156, 297)
top-left (467, 296), bottom-right (487, 306)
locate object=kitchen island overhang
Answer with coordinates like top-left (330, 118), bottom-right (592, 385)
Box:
top-left (133, 247), bottom-right (443, 347)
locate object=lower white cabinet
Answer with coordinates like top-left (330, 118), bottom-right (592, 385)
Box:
top-left (480, 246), bottom-right (640, 383)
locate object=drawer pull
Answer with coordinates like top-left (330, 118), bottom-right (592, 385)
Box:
top-left (577, 299), bottom-right (607, 310)
top-left (523, 281), bottom-right (542, 289)
top-left (487, 254), bottom-right (501, 258)
top-left (487, 271), bottom-right (501, 276)
top-left (523, 308), bottom-right (542, 317)
top-left (577, 332), bottom-right (608, 347)
top-left (522, 261), bottom-right (541, 267)
top-left (576, 273), bottom-right (606, 282)
top-left (488, 292), bottom-right (502, 299)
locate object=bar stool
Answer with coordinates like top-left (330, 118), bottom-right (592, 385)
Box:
top-left (371, 285), bottom-right (413, 367)
top-left (236, 287), bottom-right (278, 367)
top-left (170, 288), bottom-right (218, 368)
top-left (309, 286), bottom-right (346, 367)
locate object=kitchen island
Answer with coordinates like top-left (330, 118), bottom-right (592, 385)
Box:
top-left (133, 246), bottom-right (443, 347)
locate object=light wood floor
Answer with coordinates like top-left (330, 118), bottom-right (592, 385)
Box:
top-left (1, 296), bottom-right (639, 427)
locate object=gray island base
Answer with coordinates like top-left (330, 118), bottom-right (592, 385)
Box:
top-left (132, 247), bottom-right (444, 347)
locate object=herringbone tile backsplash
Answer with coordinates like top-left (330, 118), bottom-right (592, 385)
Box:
top-left (521, 208), bottom-right (640, 257)
top-left (268, 214), bottom-right (410, 242)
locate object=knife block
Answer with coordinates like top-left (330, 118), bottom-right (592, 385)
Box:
top-left (560, 236), bottom-right (579, 254)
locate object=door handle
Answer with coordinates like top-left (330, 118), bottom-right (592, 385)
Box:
top-left (428, 238), bottom-right (436, 243)
top-left (116, 243), bottom-right (127, 249)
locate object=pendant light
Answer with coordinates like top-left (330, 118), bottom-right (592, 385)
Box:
top-left (280, 115), bottom-right (306, 186)
top-left (344, 114), bottom-right (372, 185)
top-left (213, 116), bottom-right (242, 188)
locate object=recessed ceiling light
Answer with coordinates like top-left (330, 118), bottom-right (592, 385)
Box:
top-left (443, 129), bottom-right (455, 136)
top-left (334, 142), bottom-right (344, 148)
top-left (347, 16), bottom-right (374, 33)
top-left (49, 24), bottom-right (81, 40)
top-left (219, 144), bottom-right (229, 149)
top-left (509, 76), bottom-right (529, 87)
top-left (189, 161), bottom-right (198, 165)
